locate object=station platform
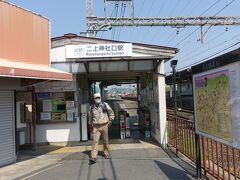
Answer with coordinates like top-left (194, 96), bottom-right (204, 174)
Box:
top-left (0, 138), bottom-right (197, 180)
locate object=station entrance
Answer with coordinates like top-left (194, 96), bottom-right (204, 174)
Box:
top-left (88, 78), bottom-right (141, 140)
top-left (83, 69), bottom-right (162, 143)
top-left (51, 34), bottom-right (178, 146)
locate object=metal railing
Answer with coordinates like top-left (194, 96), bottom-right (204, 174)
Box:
top-left (167, 114), bottom-right (240, 179)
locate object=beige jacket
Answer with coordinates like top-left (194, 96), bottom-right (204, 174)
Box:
top-left (88, 102), bottom-right (115, 125)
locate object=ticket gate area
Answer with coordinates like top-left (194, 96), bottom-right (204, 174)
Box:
top-left (88, 79), bottom-right (152, 140)
top-left (119, 111), bottom-right (131, 139)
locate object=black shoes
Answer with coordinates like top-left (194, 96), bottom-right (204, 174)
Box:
top-left (89, 154), bottom-right (110, 165)
top-left (89, 158), bottom-right (97, 165)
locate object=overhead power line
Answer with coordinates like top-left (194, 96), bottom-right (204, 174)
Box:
top-left (165, 40), bottom-right (240, 74)
top-left (165, 0), bottom-right (221, 45)
top-left (138, 0), bottom-right (157, 42)
top-left (177, 26), bottom-right (239, 60)
top-left (116, 2), bottom-right (127, 40)
top-left (179, 32), bottom-right (240, 65)
top-left (100, 4), bottom-right (118, 38)
top-left (111, 2), bottom-right (119, 40)
top-left (149, 0), bottom-right (167, 42)
top-left (178, 40), bottom-right (240, 71)
top-left (154, 0), bottom-right (186, 44)
top-left (174, 0), bottom-right (237, 46)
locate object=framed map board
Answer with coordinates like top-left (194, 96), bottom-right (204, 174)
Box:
top-left (193, 61), bottom-right (240, 149)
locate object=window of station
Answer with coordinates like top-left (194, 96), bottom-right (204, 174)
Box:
top-left (36, 92), bottom-right (77, 123)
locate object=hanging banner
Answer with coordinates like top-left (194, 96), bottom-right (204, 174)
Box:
top-left (65, 43), bottom-right (132, 59)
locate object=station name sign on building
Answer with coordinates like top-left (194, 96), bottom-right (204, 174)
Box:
top-left (66, 43), bottom-right (132, 59)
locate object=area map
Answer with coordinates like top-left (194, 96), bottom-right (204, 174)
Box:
top-left (194, 70), bottom-right (233, 142)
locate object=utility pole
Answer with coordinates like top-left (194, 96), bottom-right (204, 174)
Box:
top-left (170, 60), bottom-right (178, 156)
top-left (170, 60), bottom-right (178, 117)
top-left (86, 0), bottom-right (134, 36)
top-left (86, 0), bottom-right (94, 36)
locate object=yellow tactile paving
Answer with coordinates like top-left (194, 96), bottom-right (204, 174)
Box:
top-left (48, 141), bottom-right (160, 154)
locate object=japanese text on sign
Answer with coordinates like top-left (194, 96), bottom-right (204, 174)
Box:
top-left (66, 43), bottom-right (132, 59)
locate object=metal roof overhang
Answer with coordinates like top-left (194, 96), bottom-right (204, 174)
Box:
top-left (61, 55), bottom-right (171, 62)
top-left (52, 55), bottom-right (170, 76)
top-left (0, 58), bottom-right (72, 81)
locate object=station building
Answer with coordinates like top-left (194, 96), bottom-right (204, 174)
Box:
top-left (33, 33), bottom-right (178, 147)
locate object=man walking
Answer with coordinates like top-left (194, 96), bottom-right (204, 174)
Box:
top-left (88, 93), bottom-right (115, 164)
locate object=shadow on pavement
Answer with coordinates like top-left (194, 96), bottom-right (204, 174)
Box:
top-left (82, 150), bottom-right (91, 158)
top-left (75, 150), bottom-right (118, 180)
top-left (154, 160), bottom-right (193, 180)
top-left (17, 145), bottom-right (64, 162)
top-left (82, 150), bottom-right (107, 158)
top-left (64, 150), bottom-right (108, 161)
top-left (164, 148), bottom-right (197, 178)
top-left (18, 135), bottom-right (158, 163)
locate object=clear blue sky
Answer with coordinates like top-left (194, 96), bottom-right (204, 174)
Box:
top-left (9, 0), bottom-right (240, 73)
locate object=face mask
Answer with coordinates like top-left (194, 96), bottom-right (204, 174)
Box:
top-left (94, 98), bottom-right (101, 104)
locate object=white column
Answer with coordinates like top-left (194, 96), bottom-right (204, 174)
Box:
top-left (157, 61), bottom-right (168, 148)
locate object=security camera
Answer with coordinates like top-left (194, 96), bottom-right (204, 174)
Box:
top-left (170, 60), bottom-right (178, 68)
top-left (107, 25), bottom-right (112, 30)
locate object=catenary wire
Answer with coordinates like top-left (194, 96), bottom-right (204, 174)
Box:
top-left (165, 0), bottom-right (222, 45)
top-left (180, 32), bottom-right (240, 65)
top-left (111, 2), bottom-right (119, 40)
top-left (174, 0), bottom-right (237, 47)
top-left (165, 41), bottom-right (240, 74)
top-left (116, 2), bottom-right (127, 40)
top-left (137, 0), bottom-right (157, 42)
top-left (129, 0), bottom-right (146, 41)
top-left (176, 26), bottom-right (239, 60)
top-left (179, 41), bottom-right (240, 71)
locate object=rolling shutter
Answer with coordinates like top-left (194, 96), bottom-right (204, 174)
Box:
top-left (0, 91), bottom-right (15, 166)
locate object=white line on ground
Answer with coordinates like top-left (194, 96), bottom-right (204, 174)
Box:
top-left (20, 162), bottom-right (64, 180)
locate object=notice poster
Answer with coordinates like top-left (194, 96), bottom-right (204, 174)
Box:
top-left (66, 101), bottom-right (75, 110)
top-left (43, 100), bottom-right (52, 112)
top-left (40, 112), bottom-right (51, 120)
top-left (193, 62), bottom-right (240, 149)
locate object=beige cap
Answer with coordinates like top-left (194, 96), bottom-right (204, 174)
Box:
top-left (93, 92), bottom-right (101, 99)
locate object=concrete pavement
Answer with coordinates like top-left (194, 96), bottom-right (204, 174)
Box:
top-left (0, 139), bottom-right (197, 180)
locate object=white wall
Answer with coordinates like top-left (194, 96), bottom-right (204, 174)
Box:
top-left (35, 75), bottom-right (81, 143)
top-left (36, 118), bottom-right (80, 143)
top-left (51, 46), bottom-right (66, 62)
top-left (151, 61), bottom-right (167, 148)
top-left (35, 76), bottom-right (76, 92)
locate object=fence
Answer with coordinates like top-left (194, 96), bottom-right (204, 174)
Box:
top-left (166, 96), bottom-right (194, 111)
top-left (167, 114), bottom-right (240, 180)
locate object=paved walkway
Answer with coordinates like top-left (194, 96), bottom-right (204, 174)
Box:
top-left (0, 139), bottom-right (197, 180)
